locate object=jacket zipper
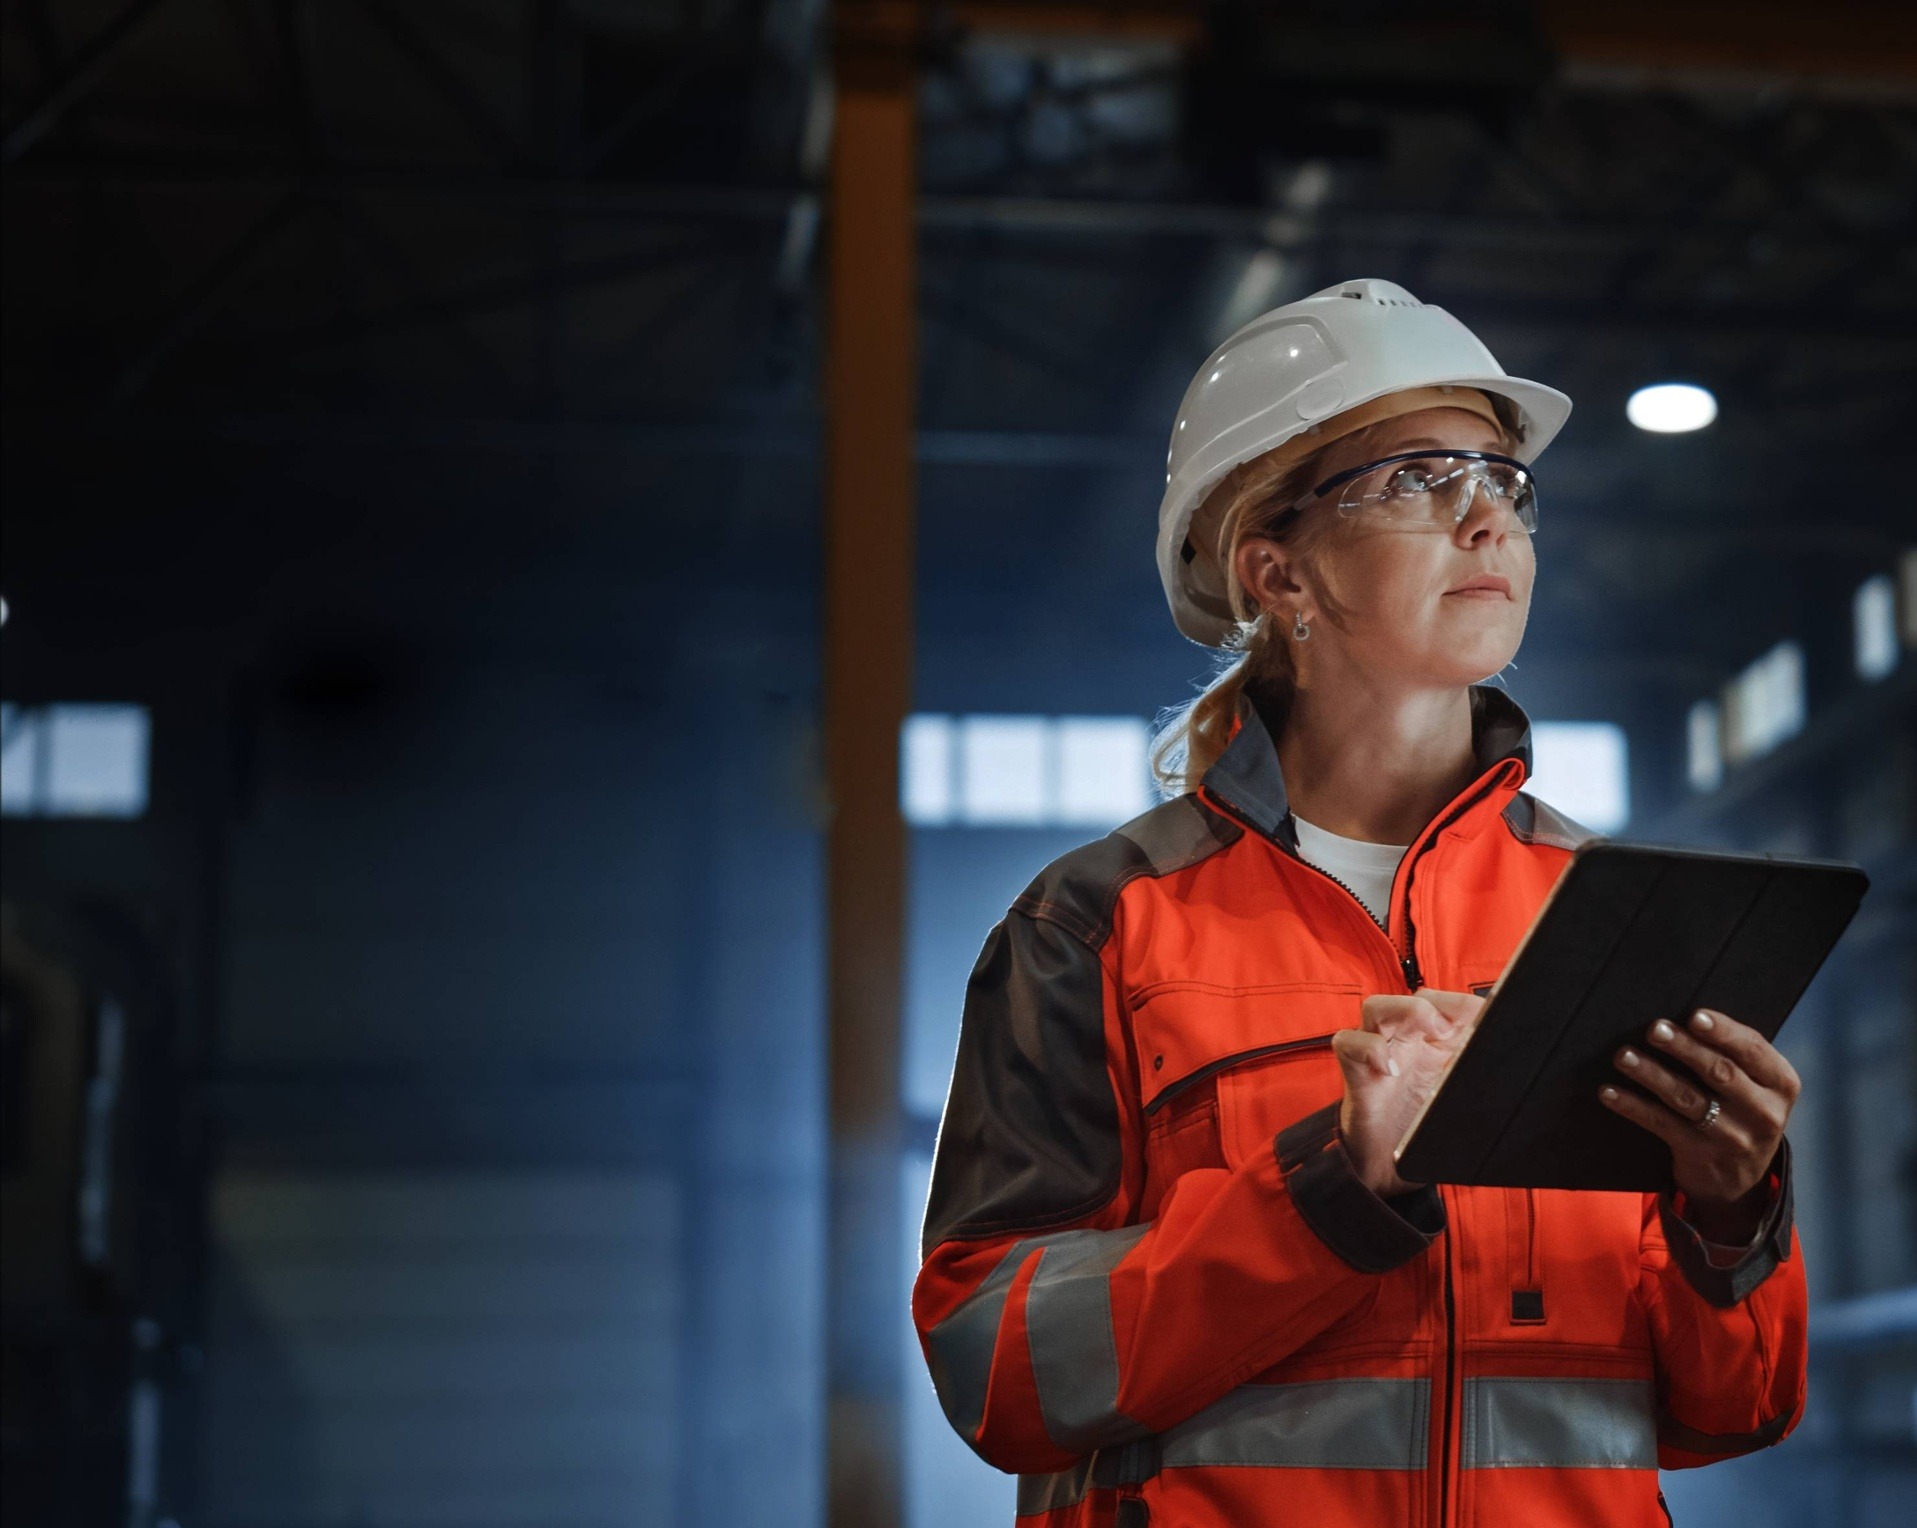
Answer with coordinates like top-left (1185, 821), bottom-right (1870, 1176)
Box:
top-left (1199, 757), bottom-right (1516, 991)
top-left (1406, 779), bottom-right (1506, 1528)
top-left (1525, 1186), bottom-right (1539, 1289)
top-left (1141, 1034), bottom-right (1334, 1118)
top-left (1275, 850), bottom-right (1421, 990)
top-left (1439, 1190), bottom-right (1459, 1528)
top-left (1395, 768), bottom-right (1513, 995)
top-left (1200, 768), bottom-right (1514, 1528)
top-left (1276, 835), bottom-right (1459, 1524)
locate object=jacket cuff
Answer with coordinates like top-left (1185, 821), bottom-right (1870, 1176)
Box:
top-left (1658, 1136), bottom-right (1795, 1309)
top-left (1275, 1103), bottom-right (1445, 1274)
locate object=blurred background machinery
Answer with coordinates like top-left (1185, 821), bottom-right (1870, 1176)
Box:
top-left (2, 2), bottom-right (1913, 1525)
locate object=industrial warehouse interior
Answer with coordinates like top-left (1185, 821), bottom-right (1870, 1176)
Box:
top-left (1, 2), bottom-right (1913, 1526)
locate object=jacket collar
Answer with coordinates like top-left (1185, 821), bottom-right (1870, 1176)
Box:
top-left (1199, 682), bottom-right (1534, 849)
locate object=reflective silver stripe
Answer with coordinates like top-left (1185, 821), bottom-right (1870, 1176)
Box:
top-left (1018, 1380), bottom-right (1429, 1510)
top-left (1159, 1378), bottom-right (1430, 1470)
top-left (1025, 1224), bottom-right (1153, 1450)
top-left (1013, 1374), bottom-right (1656, 1506)
top-left (925, 1231), bottom-right (1081, 1442)
top-left (1462, 1377), bottom-right (1658, 1469)
top-left (1016, 1459), bottom-right (1095, 1517)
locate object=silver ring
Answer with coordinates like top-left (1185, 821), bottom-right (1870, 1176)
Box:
top-left (1695, 1096), bottom-right (1722, 1130)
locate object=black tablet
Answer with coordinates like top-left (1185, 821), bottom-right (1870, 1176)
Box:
top-left (1393, 839), bottom-right (1870, 1193)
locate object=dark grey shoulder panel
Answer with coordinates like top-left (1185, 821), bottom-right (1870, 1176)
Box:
top-left (1114, 793), bottom-right (1244, 877)
top-left (1501, 790), bottom-right (1602, 852)
top-left (920, 797), bottom-right (1241, 1257)
top-left (920, 910), bottom-right (1122, 1253)
top-left (1013, 794), bottom-right (1243, 949)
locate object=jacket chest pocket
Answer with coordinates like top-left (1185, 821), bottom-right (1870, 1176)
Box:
top-left (1134, 983), bottom-right (1361, 1172)
top-left (1214, 1038), bottom-right (1343, 1165)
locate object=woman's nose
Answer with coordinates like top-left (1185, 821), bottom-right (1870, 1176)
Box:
top-left (1452, 478), bottom-right (1510, 544)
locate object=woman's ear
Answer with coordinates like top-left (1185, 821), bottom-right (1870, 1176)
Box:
top-left (1234, 535), bottom-right (1304, 615)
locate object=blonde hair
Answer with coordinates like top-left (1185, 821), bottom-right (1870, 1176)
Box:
top-left (1147, 442), bottom-right (1343, 797)
top-left (1148, 405), bottom-right (1518, 797)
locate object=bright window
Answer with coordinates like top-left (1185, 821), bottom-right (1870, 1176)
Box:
top-left (1055, 717), bottom-right (1152, 826)
top-left (1686, 699), bottom-right (1723, 793)
top-left (1, 703), bottom-right (151, 818)
top-left (900, 714), bottom-right (957, 824)
top-left (1854, 572), bottom-right (1899, 681)
top-left (958, 716), bottom-right (1050, 825)
top-left (901, 713), bottom-right (1153, 829)
top-left (1528, 721), bottom-right (1630, 833)
top-left (1721, 641), bottom-right (1804, 766)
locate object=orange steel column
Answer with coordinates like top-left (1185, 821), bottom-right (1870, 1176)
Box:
top-left (822, 4), bottom-right (918, 1525)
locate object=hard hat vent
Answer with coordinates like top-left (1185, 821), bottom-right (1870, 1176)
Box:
top-left (1338, 283), bottom-right (1422, 307)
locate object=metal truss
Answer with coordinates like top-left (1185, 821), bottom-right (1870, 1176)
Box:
top-left (1, 1), bottom-right (1912, 419)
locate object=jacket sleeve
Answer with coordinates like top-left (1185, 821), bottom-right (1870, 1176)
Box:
top-left (1639, 1138), bottom-right (1809, 1469)
top-left (910, 901), bottom-right (1445, 1474)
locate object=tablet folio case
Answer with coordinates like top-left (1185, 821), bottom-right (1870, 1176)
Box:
top-left (1394, 841), bottom-right (1870, 1192)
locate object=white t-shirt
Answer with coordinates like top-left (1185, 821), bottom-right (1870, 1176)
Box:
top-left (1290, 812), bottom-right (1410, 931)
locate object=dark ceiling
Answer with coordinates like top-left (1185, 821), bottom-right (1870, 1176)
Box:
top-left (3, 0), bottom-right (1914, 824)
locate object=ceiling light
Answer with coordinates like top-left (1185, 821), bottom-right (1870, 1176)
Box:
top-left (1627, 382), bottom-right (1717, 434)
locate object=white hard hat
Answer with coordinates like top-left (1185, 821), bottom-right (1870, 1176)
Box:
top-left (1157, 277), bottom-right (1573, 647)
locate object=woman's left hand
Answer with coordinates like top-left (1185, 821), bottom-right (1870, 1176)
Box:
top-left (1598, 1007), bottom-right (1801, 1244)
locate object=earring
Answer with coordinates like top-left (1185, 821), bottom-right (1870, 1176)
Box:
top-left (1292, 610), bottom-right (1311, 641)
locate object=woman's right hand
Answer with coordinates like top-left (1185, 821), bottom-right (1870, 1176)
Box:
top-left (1333, 989), bottom-right (1485, 1197)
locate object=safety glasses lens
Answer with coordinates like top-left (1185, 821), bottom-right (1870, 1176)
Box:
top-left (1334, 455), bottom-right (1536, 531)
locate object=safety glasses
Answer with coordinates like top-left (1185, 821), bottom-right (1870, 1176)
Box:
top-left (1291, 450), bottom-right (1539, 533)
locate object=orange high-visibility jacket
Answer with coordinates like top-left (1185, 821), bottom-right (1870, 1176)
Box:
top-left (912, 683), bottom-right (1805, 1528)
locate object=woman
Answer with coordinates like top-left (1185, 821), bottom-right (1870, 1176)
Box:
top-left (911, 279), bottom-right (1804, 1528)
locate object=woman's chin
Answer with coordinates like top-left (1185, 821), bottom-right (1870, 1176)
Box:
top-left (1417, 648), bottom-right (1521, 688)
top-left (1428, 611), bottom-right (1522, 658)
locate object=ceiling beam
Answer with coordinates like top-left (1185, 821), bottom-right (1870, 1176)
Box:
top-left (946, 0), bottom-right (1202, 44)
top-left (6, 164), bottom-right (1902, 252)
top-left (1536, 1), bottom-right (1917, 90)
top-left (0, 0), bottom-right (173, 164)
top-left (111, 191), bottom-right (311, 401)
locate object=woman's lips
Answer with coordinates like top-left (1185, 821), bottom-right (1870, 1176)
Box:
top-left (1445, 588), bottom-right (1509, 600)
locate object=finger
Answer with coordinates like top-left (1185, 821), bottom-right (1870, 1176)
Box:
top-left (1685, 1009), bottom-right (1802, 1098)
top-left (1613, 1048), bottom-right (1765, 1153)
top-left (1642, 1019), bottom-right (1785, 1130)
top-left (1598, 1082), bottom-right (1691, 1149)
top-left (1413, 988), bottom-right (1487, 1029)
top-left (1614, 1045), bottom-right (1716, 1123)
top-left (1640, 1012), bottom-right (1755, 1111)
top-left (1334, 1027), bottom-right (1400, 1080)
top-left (1599, 1084), bottom-right (1756, 1155)
top-left (1362, 991), bottom-right (1470, 1041)
top-left (1362, 994), bottom-right (1431, 1037)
